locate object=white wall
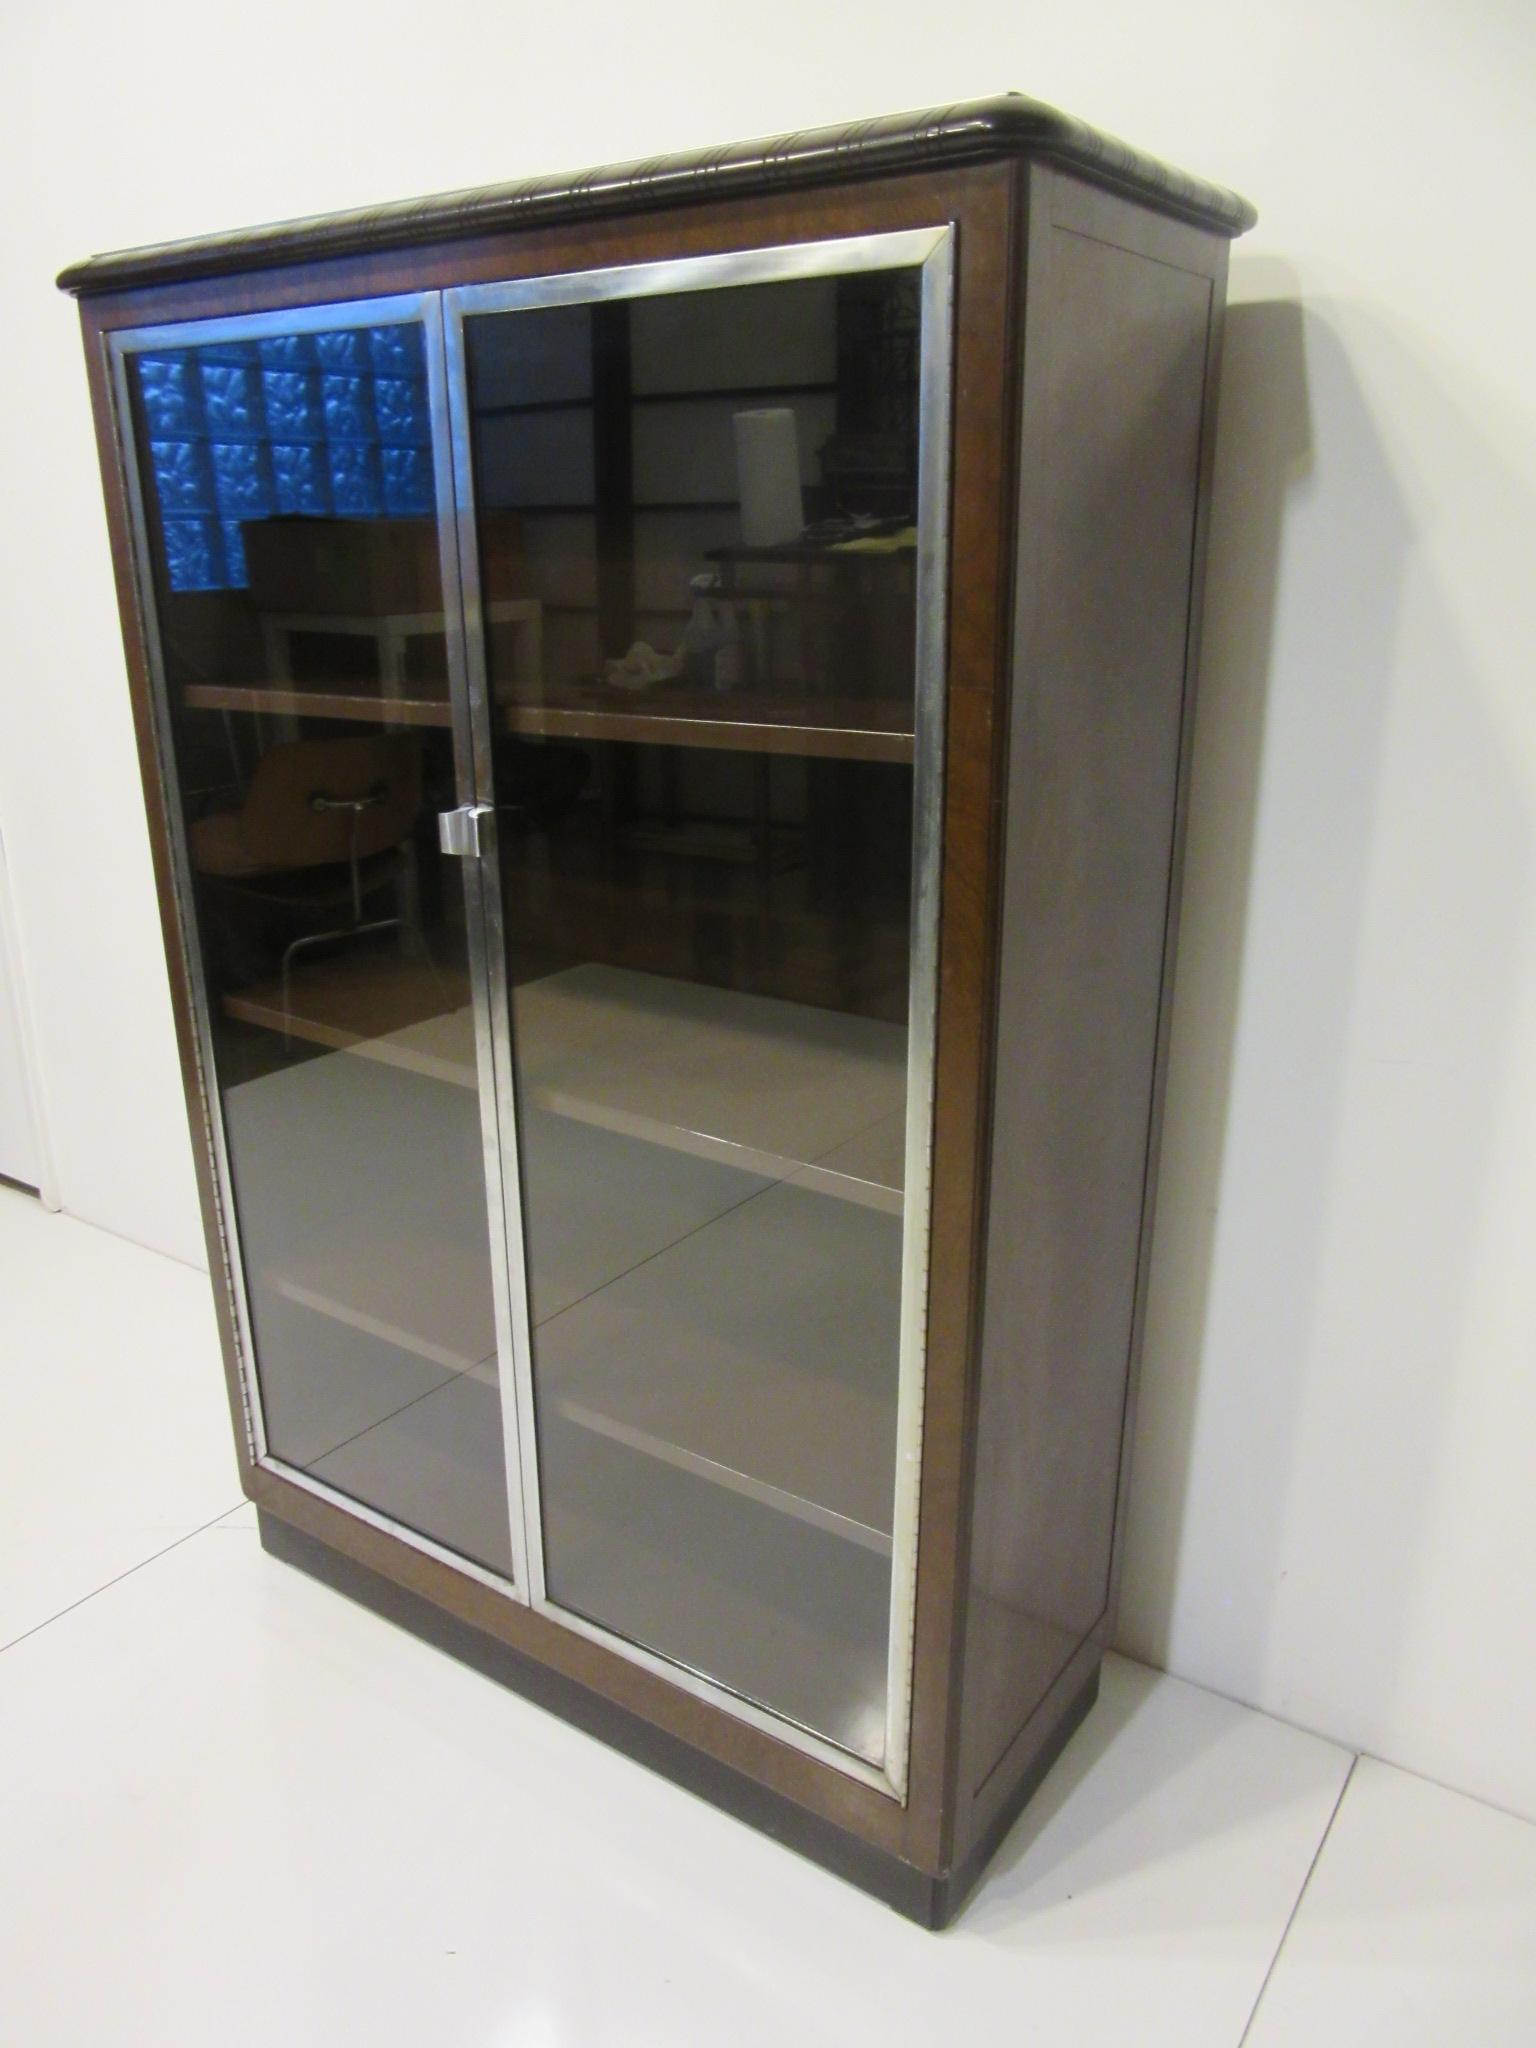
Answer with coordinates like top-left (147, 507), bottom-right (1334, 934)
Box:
top-left (3, 0), bottom-right (1532, 1819)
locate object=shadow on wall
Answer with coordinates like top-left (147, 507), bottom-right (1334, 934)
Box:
top-left (1114, 265), bottom-right (1316, 1684)
top-left (1116, 257), bottom-right (1529, 1759)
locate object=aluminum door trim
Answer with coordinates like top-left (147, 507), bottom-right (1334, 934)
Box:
top-left (884, 227), bottom-right (954, 1800)
top-left (443, 226), bottom-right (955, 1801)
top-left (106, 291), bottom-right (530, 1599)
top-left (442, 226), bottom-right (952, 321)
top-left (422, 296), bottom-right (536, 1597)
top-left (439, 306), bottom-right (547, 1623)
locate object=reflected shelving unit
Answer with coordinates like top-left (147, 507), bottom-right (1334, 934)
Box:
top-left (63, 95), bottom-right (1253, 1925)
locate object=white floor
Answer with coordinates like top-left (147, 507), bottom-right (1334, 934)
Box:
top-left (2, 1183), bottom-right (1534, 2046)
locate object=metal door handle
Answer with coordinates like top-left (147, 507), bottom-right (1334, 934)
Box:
top-left (437, 803), bottom-right (492, 858)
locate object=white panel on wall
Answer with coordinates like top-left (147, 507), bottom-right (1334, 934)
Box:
top-left (517, 513), bottom-right (600, 610)
top-left (0, 830), bottom-right (45, 1193)
top-left (467, 302), bottom-right (593, 407)
top-left (632, 396), bottom-right (836, 505)
top-left (2, 0), bottom-right (1532, 1825)
top-left (632, 508), bottom-right (739, 615)
top-left (476, 410), bottom-right (595, 508)
top-left (630, 278), bottom-right (836, 394)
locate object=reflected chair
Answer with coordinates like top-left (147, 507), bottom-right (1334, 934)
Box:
top-left (188, 734), bottom-right (423, 1048)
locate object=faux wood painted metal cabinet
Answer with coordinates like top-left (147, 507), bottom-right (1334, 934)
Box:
top-left (62, 98), bottom-right (1253, 1926)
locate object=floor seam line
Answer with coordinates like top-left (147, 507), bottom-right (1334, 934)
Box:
top-left (0, 1502), bottom-right (247, 1657)
top-left (1345, 1749), bottom-right (1536, 1831)
top-left (27, 1196), bottom-right (210, 1277)
top-left (527, 1169), bottom-right (791, 1339)
top-left (1236, 1751), bottom-right (1359, 2047)
top-left (288, 1348), bottom-right (493, 1472)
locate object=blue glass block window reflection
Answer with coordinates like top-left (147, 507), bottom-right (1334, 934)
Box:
top-left (134, 323), bottom-right (433, 591)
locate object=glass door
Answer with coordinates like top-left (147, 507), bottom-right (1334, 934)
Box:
top-left (112, 298), bottom-right (526, 1587)
top-left (447, 230), bottom-right (953, 1787)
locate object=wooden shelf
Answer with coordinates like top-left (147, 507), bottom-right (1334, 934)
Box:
top-left (221, 961), bottom-right (907, 1561)
top-left (184, 679), bottom-right (914, 762)
top-left (503, 687), bottom-right (912, 763)
top-left (542, 1422), bottom-right (889, 1763)
top-left (185, 683), bottom-right (453, 728)
top-left (223, 955), bottom-right (471, 1063)
top-left (536, 1174), bottom-right (902, 1554)
top-left (224, 960), bottom-right (906, 1207)
top-left (512, 964), bottom-right (906, 1203)
top-left (222, 1054), bottom-right (501, 1384)
top-left (221, 1039), bottom-right (781, 1366)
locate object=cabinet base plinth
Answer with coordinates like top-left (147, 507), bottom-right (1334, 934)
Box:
top-left (257, 1507), bottom-right (1100, 1928)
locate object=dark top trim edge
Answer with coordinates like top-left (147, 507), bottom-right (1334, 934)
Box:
top-left (57, 95), bottom-right (1256, 297)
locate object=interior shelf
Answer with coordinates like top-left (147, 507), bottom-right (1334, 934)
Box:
top-left (541, 1421), bottom-right (890, 1763)
top-left (221, 1041), bottom-right (774, 1374)
top-left (534, 1173), bottom-right (902, 1553)
top-left (221, 1054), bottom-right (502, 1382)
top-left (222, 955), bottom-right (471, 1060)
top-left (184, 682), bottom-right (454, 728)
top-left (228, 960), bottom-right (907, 1206)
top-left (220, 974), bottom-right (906, 1552)
top-left (185, 679), bottom-right (914, 761)
top-left (501, 686), bottom-right (914, 763)
top-left (511, 964), bottom-right (907, 1200)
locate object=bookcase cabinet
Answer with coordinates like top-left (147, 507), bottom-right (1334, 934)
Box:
top-left (62, 96), bottom-right (1253, 1925)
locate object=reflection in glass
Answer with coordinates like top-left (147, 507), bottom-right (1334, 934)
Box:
top-left (465, 266), bottom-right (924, 1760)
top-left (127, 318), bottom-right (513, 1578)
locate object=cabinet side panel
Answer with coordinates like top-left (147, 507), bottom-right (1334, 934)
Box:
top-left (960, 179), bottom-right (1218, 1803)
